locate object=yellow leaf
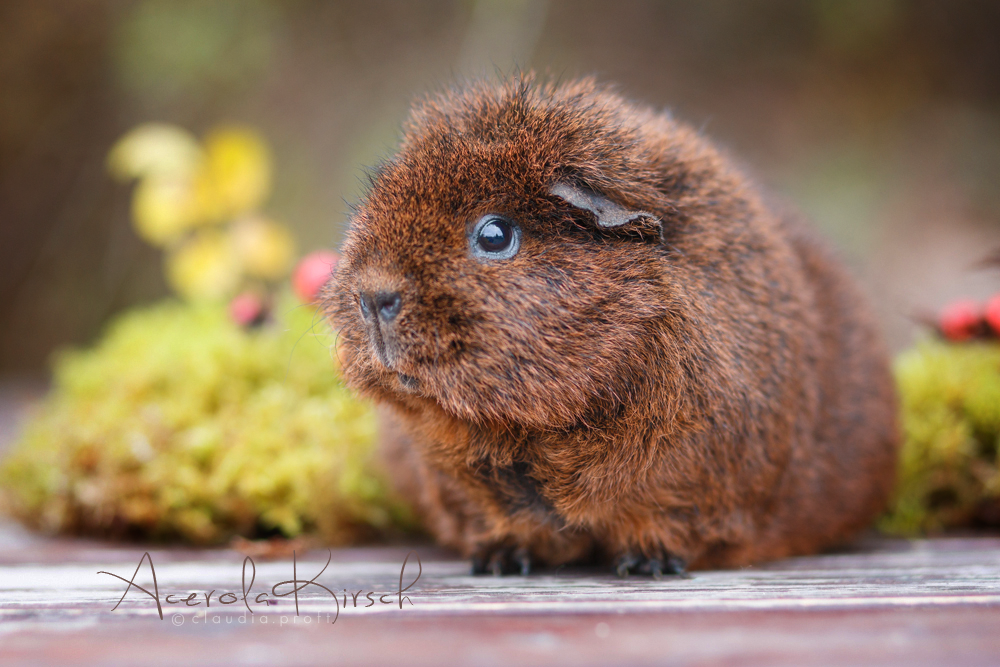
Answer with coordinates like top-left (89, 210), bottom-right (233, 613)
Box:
top-left (231, 216), bottom-right (295, 279)
top-left (166, 231), bottom-right (241, 301)
top-left (107, 123), bottom-right (203, 181)
top-left (202, 126), bottom-right (271, 218)
top-left (188, 167), bottom-right (226, 225)
top-left (131, 177), bottom-right (199, 246)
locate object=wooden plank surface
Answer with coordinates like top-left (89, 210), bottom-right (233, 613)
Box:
top-left (1, 526), bottom-right (999, 666)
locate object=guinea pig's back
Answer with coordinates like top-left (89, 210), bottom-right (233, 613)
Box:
top-left (754, 212), bottom-right (899, 561)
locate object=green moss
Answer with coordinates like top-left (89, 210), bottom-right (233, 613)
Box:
top-left (12, 294), bottom-right (996, 544)
top-left (881, 339), bottom-right (1000, 535)
top-left (0, 298), bottom-right (416, 545)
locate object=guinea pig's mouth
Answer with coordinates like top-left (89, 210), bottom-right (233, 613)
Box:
top-left (396, 373), bottom-right (420, 392)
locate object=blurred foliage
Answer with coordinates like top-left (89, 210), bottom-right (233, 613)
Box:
top-left (813, 0), bottom-right (904, 56)
top-left (114, 0), bottom-right (276, 101)
top-left (0, 297), bottom-right (415, 544)
top-left (109, 123), bottom-right (293, 301)
top-left (782, 144), bottom-right (891, 258)
top-left (882, 340), bottom-right (1000, 534)
top-left (5, 0), bottom-right (1000, 371)
top-left (0, 113), bottom-right (412, 546)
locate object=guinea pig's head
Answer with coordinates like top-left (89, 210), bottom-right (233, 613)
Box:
top-left (325, 77), bottom-right (704, 430)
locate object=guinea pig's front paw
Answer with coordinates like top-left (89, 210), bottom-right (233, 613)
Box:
top-left (471, 543), bottom-right (531, 576)
top-left (614, 552), bottom-right (689, 579)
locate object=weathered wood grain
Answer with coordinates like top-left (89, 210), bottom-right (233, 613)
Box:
top-left (1, 530), bottom-right (999, 666)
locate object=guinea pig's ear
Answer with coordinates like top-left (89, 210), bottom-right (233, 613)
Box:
top-left (549, 182), bottom-right (658, 229)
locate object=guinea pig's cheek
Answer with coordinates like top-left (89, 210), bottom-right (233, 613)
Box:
top-left (337, 340), bottom-right (376, 389)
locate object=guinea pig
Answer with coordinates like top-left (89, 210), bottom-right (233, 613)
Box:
top-left (324, 76), bottom-right (899, 576)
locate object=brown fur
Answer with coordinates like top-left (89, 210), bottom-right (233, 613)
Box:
top-left (323, 76), bottom-right (899, 573)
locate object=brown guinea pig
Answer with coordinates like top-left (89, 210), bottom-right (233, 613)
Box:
top-left (324, 75), bottom-right (899, 576)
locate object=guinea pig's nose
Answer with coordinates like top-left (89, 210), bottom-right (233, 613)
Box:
top-left (360, 291), bottom-right (402, 323)
top-left (376, 291), bottom-right (402, 321)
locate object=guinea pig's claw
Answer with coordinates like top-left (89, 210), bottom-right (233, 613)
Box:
top-left (488, 551), bottom-right (505, 576)
top-left (668, 556), bottom-right (691, 577)
top-left (514, 547), bottom-right (531, 576)
top-left (615, 553), bottom-right (641, 577)
top-left (471, 545), bottom-right (532, 576)
top-left (615, 553), bottom-right (688, 579)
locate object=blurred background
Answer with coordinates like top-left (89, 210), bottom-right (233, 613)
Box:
top-left (2, 0), bottom-right (1000, 375)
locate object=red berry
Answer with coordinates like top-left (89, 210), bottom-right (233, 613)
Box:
top-left (985, 293), bottom-right (1000, 336)
top-left (292, 250), bottom-right (339, 304)
top-left (939, 299), bottom-right (982, 341)
top-left (230, 292), bottom-right (266, 327)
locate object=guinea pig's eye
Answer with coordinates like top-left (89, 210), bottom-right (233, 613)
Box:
top-left (470, 214), bottom-right (520, 260)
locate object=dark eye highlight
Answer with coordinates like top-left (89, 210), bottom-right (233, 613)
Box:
top-left (470, 214), bottom-right (520, 260)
